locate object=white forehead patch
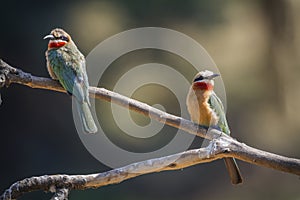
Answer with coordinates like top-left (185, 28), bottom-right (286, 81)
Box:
top-left (198, 70), bottom-right (214, 77)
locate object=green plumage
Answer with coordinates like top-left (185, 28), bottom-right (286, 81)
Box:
top-left (45, 28), bottom-right (97, 134)
top-left (208, 92), bottom-right (242, 185)
top-left (208, 91), bottom-right (230, 134)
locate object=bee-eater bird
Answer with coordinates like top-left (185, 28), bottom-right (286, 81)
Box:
top-left (44, 28), bottom-right (98, 134)
top-left (186, 70), bottom-right (242, 184)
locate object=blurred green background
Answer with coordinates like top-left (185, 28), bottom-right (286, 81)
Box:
top-left (1, 0), bottom-right (300, 199)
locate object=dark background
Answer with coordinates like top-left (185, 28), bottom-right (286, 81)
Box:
top-left (1, 0), bottom-right (300, 199)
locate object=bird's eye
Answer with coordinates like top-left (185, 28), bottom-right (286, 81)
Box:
top-left (193, 75), bottom-right (204, 82)
top-left (58, 36), bottom-right (69, 42)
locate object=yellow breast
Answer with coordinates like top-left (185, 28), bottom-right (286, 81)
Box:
top-left (186, 88), bottom-right (218, 126)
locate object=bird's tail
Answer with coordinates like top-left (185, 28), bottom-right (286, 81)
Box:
top-left (76, 100), bottom-right (98, 134)
top-left (223, 158), bottom-right (243, 185)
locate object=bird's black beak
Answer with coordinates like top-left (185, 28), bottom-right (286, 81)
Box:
top-left (43, 34), bottom-right (54, 40)
top-left (207, 73), bottom-right (220, 80)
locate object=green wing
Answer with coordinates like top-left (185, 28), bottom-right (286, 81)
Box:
top-left (48, 49), bottom-right (89, 104)
top-left (208, 91), bottom-right (230, 135)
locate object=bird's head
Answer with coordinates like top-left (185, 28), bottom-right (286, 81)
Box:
top-left (192, 70), bottom-right (219, 91)
top-left (44, 28), bottom-right (71, 49)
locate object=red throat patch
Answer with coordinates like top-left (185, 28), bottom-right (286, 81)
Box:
top-left (193, 82), bottom-right (214, 91)
top-left (48, 41), bottom-right (67, 49)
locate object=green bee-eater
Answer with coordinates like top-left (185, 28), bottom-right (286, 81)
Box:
top-left (44, 28), bottom-right (97, 134)
top-left (186, 70), bottom-right (242, 184)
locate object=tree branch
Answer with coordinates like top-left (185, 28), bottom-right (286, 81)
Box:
top-left (0, 59), bottom-right (211, 139)
top-left (1, 134), bottom-right (299, 200)
top-left (50, 188), bottom-right (69, 200)
top-left (0, 141), bottom-right (220, 200)
top-left (1, 59), bottom-right (300, 199)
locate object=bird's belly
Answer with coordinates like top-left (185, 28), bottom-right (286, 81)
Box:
top-left (198, 103), bottom-right (215, 126)
top-left (187, 97), bottom-right (217, 126)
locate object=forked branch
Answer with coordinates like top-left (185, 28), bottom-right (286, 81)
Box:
top-left (1, 59), bottom-right (299, 200)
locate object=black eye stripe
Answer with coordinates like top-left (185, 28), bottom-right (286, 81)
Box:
top-left (193, 75), bottom-right (204, 82)
top-left (55, 36), bottom-right (69, 42)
